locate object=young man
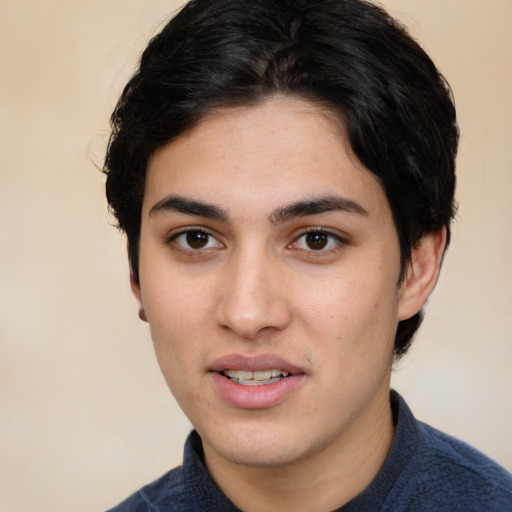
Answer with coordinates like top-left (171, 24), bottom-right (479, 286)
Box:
top-left (103, 0), bottom-right (512, 510)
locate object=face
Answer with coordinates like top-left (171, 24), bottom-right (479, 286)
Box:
top-left (133, 96), bottom-right (416, 470)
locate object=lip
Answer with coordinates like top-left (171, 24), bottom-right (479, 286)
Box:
top-left (209, 353), bottom-right (305, 374)
top-left (208, 354), bottom-right (306, 410)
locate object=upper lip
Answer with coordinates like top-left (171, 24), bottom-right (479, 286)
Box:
top-left (209, 354), bottom-right (305, 375)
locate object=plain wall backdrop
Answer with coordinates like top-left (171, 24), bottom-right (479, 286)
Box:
top-left (1, 1), bottom-right (511, 511)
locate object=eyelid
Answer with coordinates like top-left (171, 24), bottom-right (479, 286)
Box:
top-left (289, 227), bottom-right (348, 253)
top-left (165, 226), bottom-right (224, 251)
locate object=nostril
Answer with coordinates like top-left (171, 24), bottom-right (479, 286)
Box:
top-left (216, 297), bottom-right (292, 339)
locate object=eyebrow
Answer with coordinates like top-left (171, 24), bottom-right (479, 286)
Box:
top-left (149, 195), bottom-right (228, 221)
top-left (269, 195), bottom-right (368, 224)
top-left (149, 194), bottom-right (368, 224)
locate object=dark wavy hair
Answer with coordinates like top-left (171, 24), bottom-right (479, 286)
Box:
top-left (103, 0), bottom-right (458, 357)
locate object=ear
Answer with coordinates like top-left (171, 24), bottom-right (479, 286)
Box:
top-left (397, 228), bottom-right (447, 321)
top-left (130, 268), bottom-right (148, 322)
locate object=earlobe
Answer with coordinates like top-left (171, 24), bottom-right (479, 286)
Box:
top-left (397, 228), bottom-right (447, 321)
top-left (130, 269), bottom-right (148, 323)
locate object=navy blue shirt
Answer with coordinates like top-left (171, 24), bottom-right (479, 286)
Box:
top-left (106, 392), bottom-right (512, 511)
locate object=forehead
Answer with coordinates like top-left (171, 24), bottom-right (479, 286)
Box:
top-left (144, 96), bottom-right (389, 219)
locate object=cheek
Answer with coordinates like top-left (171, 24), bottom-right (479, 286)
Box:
top-left (295, 271), bottom-right (399, 347)
top-left (142, 267), bottom-right (216, 330)
top-left (140, 281), bottom-right (205, 378)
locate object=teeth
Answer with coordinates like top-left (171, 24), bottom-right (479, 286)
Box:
top-left (253, 370), bottom-right (272, 380)
top-left (225, 369), bottom-right (252, 380)
top-left (222, 369), bottom-right (290, 382)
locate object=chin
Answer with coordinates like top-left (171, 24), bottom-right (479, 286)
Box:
top-left (200, 419), bottom-right (323, 469)
top-left (216, 441), bottom-right (303, 468)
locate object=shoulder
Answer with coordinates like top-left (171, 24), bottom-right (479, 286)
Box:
top-left (418, 421), bottom-right (512, 491)
top-left (382, 393), bottom-right (512, 511)
top-left (390, 420), bottom-right (512, 511)
top-left (105, 466), bottom-right (187, 512)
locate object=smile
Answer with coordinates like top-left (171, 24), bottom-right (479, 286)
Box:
top-left (222, 369), bottom-right (290, 386)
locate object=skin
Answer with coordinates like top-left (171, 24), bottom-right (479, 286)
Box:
top-left (131, 96), bottom-right (446, 511)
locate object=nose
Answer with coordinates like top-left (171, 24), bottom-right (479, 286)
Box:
top-left (216, 249), bottom-right (292, 339)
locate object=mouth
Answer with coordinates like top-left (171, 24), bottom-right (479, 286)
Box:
top-left (209, 355), bottom-right (305, 409)
top-left (208, 354), bottom-right (306, 410)
top-left (222, 369), bottom-right (291, 386)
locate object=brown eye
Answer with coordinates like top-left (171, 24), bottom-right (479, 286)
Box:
top-left (173, 230), bottom-right (222, 251)
top-left (186, 230), bottom-right (209, 249)
top-left (305, 232), bottom-right (329, 250)
top-left (293, 230), bottom-right (342, 252)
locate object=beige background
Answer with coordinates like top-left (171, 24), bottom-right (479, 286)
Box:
top-left (0, 1), bottom-right (511, 511)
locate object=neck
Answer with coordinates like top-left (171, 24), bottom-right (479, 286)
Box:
top-left (203, 386), bottom-right (394, 512)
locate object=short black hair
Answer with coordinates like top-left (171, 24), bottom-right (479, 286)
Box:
top-left (104, 0), bottom-right (458, 357)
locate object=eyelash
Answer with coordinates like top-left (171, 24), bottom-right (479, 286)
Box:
top-left (166, 226), bottom-right (346, 257)
top-left (167, 228), bottom-right (223, 253)
top-left (290, 228), bottom-right (346, 254)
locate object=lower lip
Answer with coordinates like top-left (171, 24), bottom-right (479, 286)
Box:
top-left (210, 372), bottom-right (305, 409)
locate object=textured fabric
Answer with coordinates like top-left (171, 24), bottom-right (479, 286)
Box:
top-left (106, 392), bottom-right (512, 511)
